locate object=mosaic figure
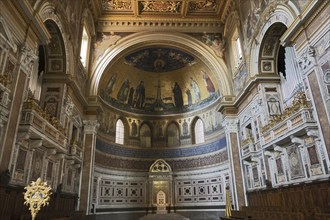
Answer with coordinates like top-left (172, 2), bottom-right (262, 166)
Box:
top-left (135, 81), bottom-right (145, 108)
top-left (202, 71), bottom-right (215, 95)
top-left (173, 82), bottom-right (184, 108)
top-left (190, 77), bottom-right (201, 103)
top-left (117, 79), bottom-right (130, 102)
top-left (106, 74), bottom-right (117, 95)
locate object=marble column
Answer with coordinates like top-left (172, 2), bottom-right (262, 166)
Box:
top-left (79, 120), bottom-right (98, 215)
top-left (222, 117), bottom-right (246, 210)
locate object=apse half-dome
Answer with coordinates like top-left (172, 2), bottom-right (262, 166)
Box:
top-left (99, 46), bottom-right (221, 115)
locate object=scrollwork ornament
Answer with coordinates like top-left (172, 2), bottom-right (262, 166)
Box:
top-left (23, 178), bottom-right (52, 220)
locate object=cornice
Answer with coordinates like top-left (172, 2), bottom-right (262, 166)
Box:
top-left (280, 0), bottom-right (326, 46)
top-left (14, 0), bottom-right (51, 44)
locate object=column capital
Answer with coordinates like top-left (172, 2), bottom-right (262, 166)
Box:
top-left (83, 120), bottom-right (99, 134)
top-left (222, 117), bottom-right (239, 133)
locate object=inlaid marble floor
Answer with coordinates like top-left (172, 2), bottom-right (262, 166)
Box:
top-left (138, 213), bottom-right (190, 220)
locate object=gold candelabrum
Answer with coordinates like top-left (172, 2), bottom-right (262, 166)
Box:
top-left (23, 178), bottom-right (52, 220)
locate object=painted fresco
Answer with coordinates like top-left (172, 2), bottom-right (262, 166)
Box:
top-left (241, 0), bottom-right (271, 43)
top-left (100, 48), bottom-right (220, 115)
top-left (234, 69), bottom-right (248, 95)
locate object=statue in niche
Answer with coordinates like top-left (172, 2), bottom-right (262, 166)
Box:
top-left (131, 120), bottom-right (137, 136)
top-left (127, 87), bottom-right (134, 106)
top-left (190, 77), bottom-right (201, 103)
top-left (117, 79), bottom-right (130, 102)
top-left (106, 74), bottom-right (117, 95)
top-left (135, 81), bottom-right (145, 108)
top-left (186, 89), bottom-right (192, 106)
top-left (182, 119), bottom-right (188, 136)
top-left (202, 71), bottom-right (215, 95)
top-left (172, 82), bottom-right (183, 108)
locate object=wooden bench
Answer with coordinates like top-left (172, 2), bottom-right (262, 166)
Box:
top-left (315, 213), bottom-right (330, 220)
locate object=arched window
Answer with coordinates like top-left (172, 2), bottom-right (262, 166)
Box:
top-left (194, 119), bottom-right (205, 144)
top-left (80, 26), bottom-right (90, 67)
top-left (232, 29), bottom-right (243, 70)
top-left (115, 119), bottom-right (124, 144)
top-left (167, 123), bottom-right (180, 147)
top-left (140, 124), bottom-right (151, 147)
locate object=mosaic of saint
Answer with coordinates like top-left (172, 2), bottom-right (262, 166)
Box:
top-left (100, 48), bottom-right (220, 115)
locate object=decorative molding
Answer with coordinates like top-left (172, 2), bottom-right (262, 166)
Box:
top-left (141, 1), bottom-right (181, 13)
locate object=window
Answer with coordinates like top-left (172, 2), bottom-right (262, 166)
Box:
top-left (115, 119), bottom-right (124, 144)
top-left (140, 124), bottom-right (151, 147)
top-left (234, 37), bottom-right (242, 65)
top-left (167, 123), bottom-right (180, 147)
top-left (80, 26), bottom-right (90, 67)
top-left (194, 119), bottom-right (205, 144)
top-left (232, 30), bottom-right (243, 69)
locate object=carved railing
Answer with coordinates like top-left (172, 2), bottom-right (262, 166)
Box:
top-left (241, 144), bottom-right (257, 158)
top-left (261, 107), bottom-right (315, 147)
top-left (20, 98), bottom-right (68, 149)
top-left (260, 92), bottom-right (316, 147)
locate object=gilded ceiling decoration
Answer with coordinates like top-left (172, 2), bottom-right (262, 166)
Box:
top-left (92, 0), bottom-right (234, 33)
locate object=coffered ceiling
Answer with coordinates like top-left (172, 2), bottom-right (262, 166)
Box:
top-left (89, 0), bottom-right (235, 33)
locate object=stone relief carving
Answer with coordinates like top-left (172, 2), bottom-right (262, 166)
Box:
top-left (20, 46), bottom-right (37, 72)
top-left (297, 46), bottom-right (316, 72)
top-left (64, 96), bottom-right (74, 116)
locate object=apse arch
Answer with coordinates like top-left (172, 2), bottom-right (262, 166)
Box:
top-left (90, 32), bottom-right (232, 98)
top-left (248, 2), bottom-right (298, 76)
